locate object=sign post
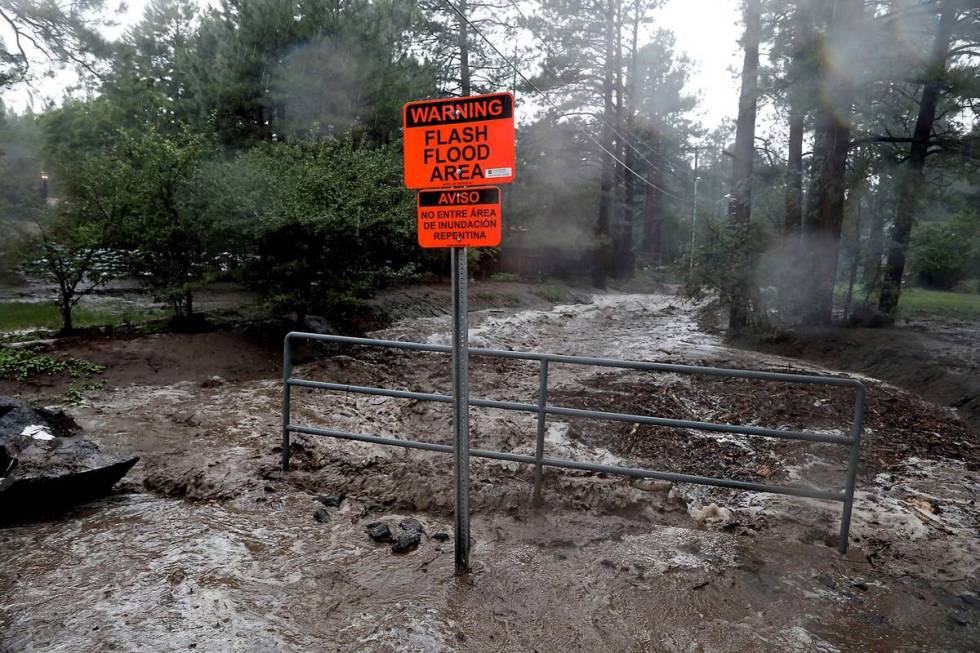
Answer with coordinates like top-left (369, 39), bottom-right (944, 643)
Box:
top-left (403, 93), bottom-right (514, 575)
top-left (450, 246), bottom-right (470, 572)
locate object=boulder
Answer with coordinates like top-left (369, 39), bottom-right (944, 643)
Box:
top-left (1, 396), bottom-right (138, 525)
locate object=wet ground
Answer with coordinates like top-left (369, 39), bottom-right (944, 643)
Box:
top-left (1, 292), bottom-right (978, 652)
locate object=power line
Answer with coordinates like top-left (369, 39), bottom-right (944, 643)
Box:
top-left (438, 0), bottom-right (690, 205)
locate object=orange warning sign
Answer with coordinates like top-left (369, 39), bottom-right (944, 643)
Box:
top-left (417, 187), bottom-right (501, 248)
top-left (403, 93), bottom-right (515, 189)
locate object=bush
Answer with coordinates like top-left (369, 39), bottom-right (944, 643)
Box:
top-left (909, 221), bottom-right (971, 290)
top-left (953, 278), bottom-right (980, 294)
top-left (212, 137), bottom-right (419, 318)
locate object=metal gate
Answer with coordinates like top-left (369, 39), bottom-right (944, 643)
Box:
top-left (281, 332), bottom-right (867, 554)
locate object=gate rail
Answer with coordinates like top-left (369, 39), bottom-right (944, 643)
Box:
top-left (281, 332), bottom-right (866, 553)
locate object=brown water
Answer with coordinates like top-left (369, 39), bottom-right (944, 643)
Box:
top-left (2, 292), bottom-right (977, 651)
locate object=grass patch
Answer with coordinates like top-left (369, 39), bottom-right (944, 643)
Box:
top-left (0, 301), bottom-right (161, 334)
top-left (897, 287), bottom-right (980, 320)
top-left (835, 284), bottom-right (980, 321)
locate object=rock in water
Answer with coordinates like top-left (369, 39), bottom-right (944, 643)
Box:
top-left (316, 494), bottom-right (345, 508)
top-left (391, 530), bottom-right (421, 554)
top-left (389, 520), bottom-right (425, 553)
top-left (366, 522), bottom-right (393, 543)
top-left (400, 518), bottom-right (425, 534)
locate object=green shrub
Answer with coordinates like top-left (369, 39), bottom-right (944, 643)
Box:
top-left (953, 279), bottom-right (980, 294)
top-left (211, 138), bottom-right (419, 317)
top-left (0, 347), bottom-right (105, 382)
top-left (910, 222), bottom-right (970, 290)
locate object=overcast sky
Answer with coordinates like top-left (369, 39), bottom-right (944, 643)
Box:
top-left (2, 0), bottom-right (744, 129)
top-left (654, 0), bottom-right (743, 129)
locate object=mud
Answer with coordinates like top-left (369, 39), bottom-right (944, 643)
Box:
top-left (1, 291), bottom-right (978, 651)
top-left (0, 332), bottom-right (282, 399)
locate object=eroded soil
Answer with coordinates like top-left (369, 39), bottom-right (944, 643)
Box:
top-left (1, 291), bottom-right (978, 652)
top-left (720, 310), bottom-right (980, 434)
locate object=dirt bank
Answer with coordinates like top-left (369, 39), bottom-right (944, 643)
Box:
top-left (1, 291), bottom-right (977, 651)
top-left (0, 281), bottom-right (593, 400)
top-left (707, 307), bottom-right (980, 434)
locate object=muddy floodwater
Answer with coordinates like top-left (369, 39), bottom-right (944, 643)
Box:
top-left (2, 292), bottom-right (978, 651)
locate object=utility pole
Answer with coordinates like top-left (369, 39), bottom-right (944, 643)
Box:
top-left (689, 147), bottom-right (699, 275)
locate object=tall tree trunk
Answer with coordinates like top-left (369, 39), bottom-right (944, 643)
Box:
top-left (593, 0), bottom-right (617, 289)
top-left (59, 296), bottom-right (73, 334)
top-left (784, 107), bottom-right (804, 236)
top-left (879, 1), bottom-right (957, 316)
top-left (843, 188), bottom-right (864, 320)
top-left (782, 0), bottom-right (812, 242)
top-left (641, 135), bottom-right (665, 263)
top-left (456, 0), bottom-right (471, 96)
top-left (614, 0), bottom-right (625, 187)
top-left (802, 109), bottom-right (852, 325)
top-left (727, 0), bottom-right (761, 334)
top-left (863, 199), bottom-right (884, 289)
top-left (779, 103), bottom-right (805, 319)
top-left (614, 0), bottom-right (641, 279)
top-left (801, 0), bottom-right (860, 326)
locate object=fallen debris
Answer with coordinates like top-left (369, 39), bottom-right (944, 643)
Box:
top-left (20, 424), bottom-right (54, 441)
top-left (691, 502), bottom-right (733, 523)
